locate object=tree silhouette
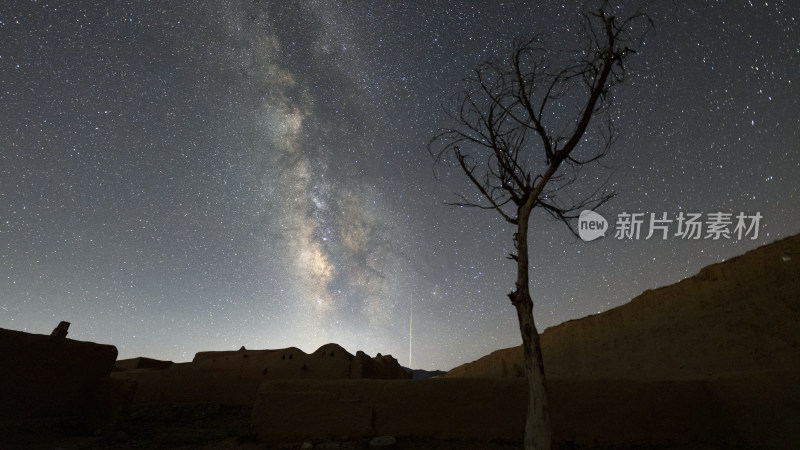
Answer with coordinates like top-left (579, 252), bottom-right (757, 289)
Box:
top-left (429, 3), bottom-right (653, 448)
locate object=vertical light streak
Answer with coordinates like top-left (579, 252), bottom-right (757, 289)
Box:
top-left (408, 297), bottom-right (413, 368)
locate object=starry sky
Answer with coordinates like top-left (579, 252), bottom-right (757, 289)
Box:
top-left (1, 1), bottom-right (798, 370)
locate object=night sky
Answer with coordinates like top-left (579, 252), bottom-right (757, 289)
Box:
top-left (1, 1), bottom-right (798, 370)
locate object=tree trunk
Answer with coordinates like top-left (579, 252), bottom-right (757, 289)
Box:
top-left (510, 206), bottom-right (552, 450)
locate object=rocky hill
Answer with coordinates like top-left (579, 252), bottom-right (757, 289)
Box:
top-left (447, 233), bottom-right (800, 379)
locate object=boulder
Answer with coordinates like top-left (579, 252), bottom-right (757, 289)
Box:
top-left (50, 321), bottom-right (70, 339)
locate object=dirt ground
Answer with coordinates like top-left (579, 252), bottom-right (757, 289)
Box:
top-left (1, 403), bottom-right (527, 450)
top-left (3, 397), bottom-right (771, 450)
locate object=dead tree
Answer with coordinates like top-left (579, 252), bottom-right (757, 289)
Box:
top-left (429, 3), bottom-right (652, 448)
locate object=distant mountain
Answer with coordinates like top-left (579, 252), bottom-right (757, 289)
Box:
top-left (403, 366), bottom-right (447, 380)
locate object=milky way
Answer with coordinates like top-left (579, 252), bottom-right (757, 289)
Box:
top-left (1, 1), bottom-right (798, 370)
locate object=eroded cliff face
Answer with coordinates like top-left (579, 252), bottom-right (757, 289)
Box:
top-left (447, 233), bottom-right (800, 379)
top-left (0, 327), bottom-right (121, 422)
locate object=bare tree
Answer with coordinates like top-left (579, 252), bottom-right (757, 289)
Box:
top-left (429, 3), bottom-right (653, 449)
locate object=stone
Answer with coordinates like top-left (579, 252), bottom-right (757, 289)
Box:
top-left (369, 435), bottom-right (397, 448)
top-left (50, 320), bottom-right (70, 339)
